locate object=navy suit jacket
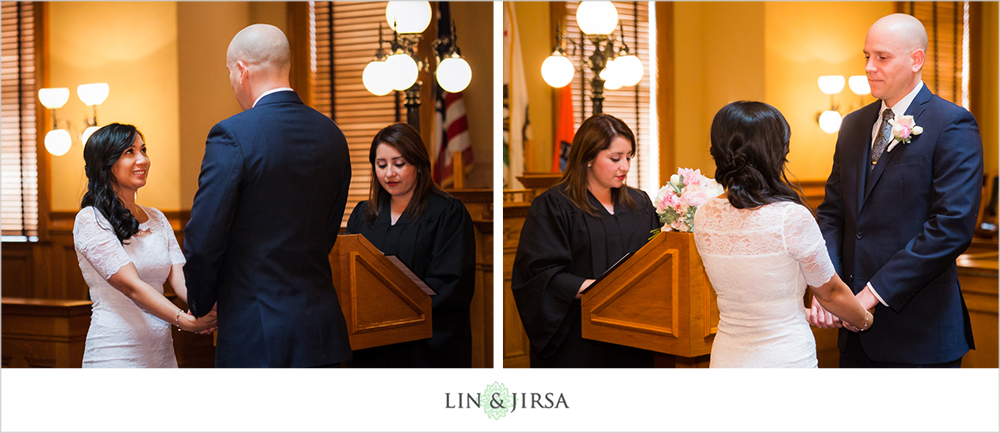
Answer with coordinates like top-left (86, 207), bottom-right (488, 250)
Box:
top-left (817, 85), bottom-right (981, 364)
top-left (184, 91), bottom-right (352, 367)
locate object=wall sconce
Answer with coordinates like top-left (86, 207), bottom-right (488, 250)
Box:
top-left (362, 1), bottom-right (472, 131)
top-left (37, 82), bottom-right (109, 155)
top-left (816, 75), bottom-right (869, 134)
top-left (78, 83), bottom-right (110, 145)
top-left (848, 75), bottom-right (871, 106)
top-left (38, 87), bottom-right (72, 156)
top-left (541, 1), bottom-right (644, 114)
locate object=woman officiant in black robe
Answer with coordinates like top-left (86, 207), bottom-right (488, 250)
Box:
top-left (346, 123), bottom-right (476, 368)
top-left (512, 114), bottom-right (658, 368)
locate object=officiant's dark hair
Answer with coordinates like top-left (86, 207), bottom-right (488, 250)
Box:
top-left (559, 114), bottom-right (637, 216)
top-left (81, 123), bottom-right (144, 243)
top-left (710, 101), bottom-right (808, 210)
top-left (365, 123), bottom-right (443, 225)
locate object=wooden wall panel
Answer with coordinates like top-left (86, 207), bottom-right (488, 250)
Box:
top-left (59, 240), bottom-right (87, 300)
top-left (450, 189), bottom-right (494, 368)
top-left (958, 253), bottom-right (998, 368)
top-left (797, 179), bottom-right (826, 211)
top-left (1, 298), bottom-right (91, 368)
top-left (1, 243), bottom-right (34, 299)
top-left (502, 203), bottom-right (531, 368)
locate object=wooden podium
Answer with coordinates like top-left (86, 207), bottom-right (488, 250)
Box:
top-left (581, 231), bottom-right (720, 362)
top-left (330, 234), bottom-right (435, 351)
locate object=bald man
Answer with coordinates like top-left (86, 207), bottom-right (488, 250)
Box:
top-left (812, 14), bottom-right (981, 367)
top-left (184, 24), bottom-right (352, 367)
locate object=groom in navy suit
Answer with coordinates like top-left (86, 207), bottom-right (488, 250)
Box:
top-left (184, 24), bottom-right (352, 367)
top-left (812, 13), bottom-right (981, 367)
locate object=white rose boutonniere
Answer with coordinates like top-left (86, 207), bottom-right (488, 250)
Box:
top-left (889, 115), bottom-right (923, 145)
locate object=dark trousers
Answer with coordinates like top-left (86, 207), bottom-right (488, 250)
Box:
top-left (840, 331), bottom-right (963, 368)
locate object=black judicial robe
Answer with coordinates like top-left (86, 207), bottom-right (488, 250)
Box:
top-left (346, 191), bottom-right (476, 367)
top-left (512, 184), bottom-right (658, 368)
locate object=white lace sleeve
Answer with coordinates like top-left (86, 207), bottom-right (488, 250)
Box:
top-left (73, 208), bottom-right (132, 280)
top-left (782, 204), bottom-right (836, 287)
top-left (147, 207), bottom-right (185, 265)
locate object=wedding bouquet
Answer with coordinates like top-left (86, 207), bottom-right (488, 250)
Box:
top-left (651, 167), bottom-right (724, 235)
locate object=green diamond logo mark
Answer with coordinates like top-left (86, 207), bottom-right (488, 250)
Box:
top-left (480, 381), bottom-right (512, 420)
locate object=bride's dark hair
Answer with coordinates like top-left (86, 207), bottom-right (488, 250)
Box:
top-left (710, 101), bottom-right (807, 210)
top-left (80, 123), bottom-right (144, 243)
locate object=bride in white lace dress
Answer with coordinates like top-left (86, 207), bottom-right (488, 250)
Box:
top-left (693, 102), bottom-right (873, 368)
top-left (73, 124), bottom-right (216, 367)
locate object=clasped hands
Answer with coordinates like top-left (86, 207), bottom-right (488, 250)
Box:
top-left (182, 303), bottom-right (218, 334)
top-left (808, 288), bottom-right (877, 332)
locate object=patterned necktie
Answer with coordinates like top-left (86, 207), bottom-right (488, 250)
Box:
top-left (871, 108), bottom-right (894, 171)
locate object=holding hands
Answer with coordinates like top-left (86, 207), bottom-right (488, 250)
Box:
top-left (808, 297), bottom-right (843, 329)
top-left (808, 297), bottom-right (874, 332)
top-left (842, 308), bottom-right (874, 332)
top-left (176, 307), bottom-right (217, 334)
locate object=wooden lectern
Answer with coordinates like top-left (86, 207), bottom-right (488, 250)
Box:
top-left (330, 234), bottom-right (435, 351)
top-left (581, 231), bottom-right (720, 360)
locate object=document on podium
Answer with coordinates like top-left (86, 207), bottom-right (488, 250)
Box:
top-left (385, 255), bottom-right (437, 296)
top-left (579, 252), bottom-right (633, 296)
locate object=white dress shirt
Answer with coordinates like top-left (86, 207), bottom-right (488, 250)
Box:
top-left (253, 87), bottom-right (294, 108)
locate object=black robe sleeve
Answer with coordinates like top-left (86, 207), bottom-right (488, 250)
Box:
top-left (346, 201), bottom-right (367, 234)
top-left (511, 189), bottom-right (587, 356)
top-left (423, 198), bottom-right (476, 354)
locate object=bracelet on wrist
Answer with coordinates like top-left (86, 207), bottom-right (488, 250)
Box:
top-left (175, 308), bottom-right (183, 330)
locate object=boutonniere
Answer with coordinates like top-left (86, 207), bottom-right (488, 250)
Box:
top-left (889, 115), bottom-right (923, 144)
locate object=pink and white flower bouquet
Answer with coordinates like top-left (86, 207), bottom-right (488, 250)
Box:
top-left (651, 167), bottom-right (724, 235)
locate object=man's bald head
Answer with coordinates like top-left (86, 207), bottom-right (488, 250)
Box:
top-left (863, 14), bottom-right (927, 107)
top-left (227, 24), bottom-right (291, 72)
top-left (225, 24), bottom-right (292, 111)
top-left (868, 13), bottom-right (928, 55)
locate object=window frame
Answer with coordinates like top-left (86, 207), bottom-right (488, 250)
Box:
top-left (1, 1), bottom-right (50, 243)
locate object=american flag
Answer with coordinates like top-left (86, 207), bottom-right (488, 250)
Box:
top-left (432, 91), bottom-right (472, 187)
top-left (431, 2), bottom-right (472, 187)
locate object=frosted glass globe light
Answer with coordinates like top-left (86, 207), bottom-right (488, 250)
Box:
top-left (386, 52), bottom-right (419, 91)
top-left (577, 1), bottom-right (619, 36)
top-left (603, 74), bottom-right (623, 90)
top-left (541, 54), bottom-right (574, 88)
top-left (81, 126), bottom-right (100, 146)
top-left (45, 129), bottom-right (72, 156)
top-left (436, 56), bottom-right (472, 93)
top-left (77, 83), bottom-right (110, 106)
top-left (819, 110), bottom-right (843, 133)
top-left (848, 75), bottom-right (870, 95)
top-left (363, 60), bottom-right (394, 96)
top-left (614, 54), bottom-right (643, 87)
top-left (599, 58), bottom-right (623, 90)
top-left (598, 58), bottom-right (615, 81)
top-left (38, 88), bottom-right (70, 109)
top-left (386, 1), bottom-right (431, 34)
top-left (817, 75), bottom-right (845, 95)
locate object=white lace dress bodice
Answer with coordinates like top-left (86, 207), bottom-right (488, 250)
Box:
top-left (693, 198), bottom-right (835, 367)
top-left (74, 206), bottom-right (185, 368)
